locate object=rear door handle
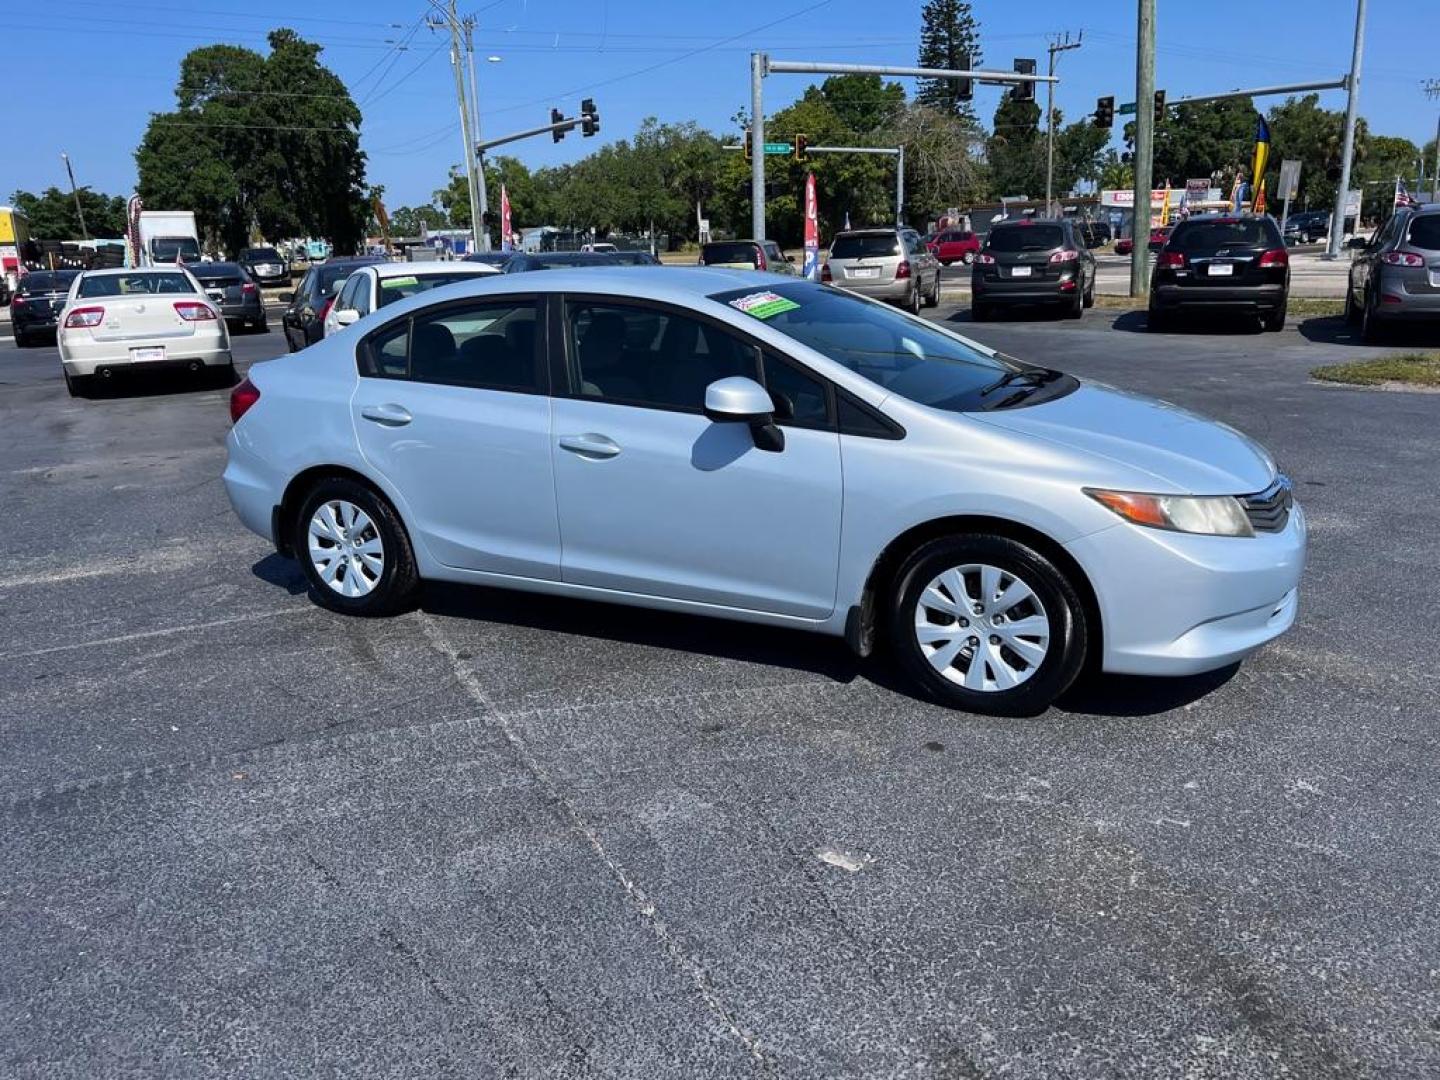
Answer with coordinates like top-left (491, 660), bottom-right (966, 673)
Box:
top-left (360, 403), bottom-right (412, 427)
top-left (558, 433), bottom-right (621, 460)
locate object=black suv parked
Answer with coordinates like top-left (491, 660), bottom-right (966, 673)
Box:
top-left (1149, 214), bottom-right (1290, 332)
top-left (9, 270), bottom-right (80, 347)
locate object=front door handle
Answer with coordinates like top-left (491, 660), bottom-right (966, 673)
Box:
top-left (360, 403), bottom-right (412, 427)
top-left (558, 433), bottom-right (621, 460)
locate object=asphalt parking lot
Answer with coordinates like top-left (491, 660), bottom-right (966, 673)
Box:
top-left (2, 303), bottom-right (1438, 1078)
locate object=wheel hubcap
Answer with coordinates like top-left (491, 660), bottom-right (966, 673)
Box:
top-left (308, 499), bottom-right (384, 598)
top-left (914, 563), bottom-right (1050, 692)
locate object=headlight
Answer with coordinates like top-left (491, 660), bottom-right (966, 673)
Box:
top-left (1085, 488), bottom-right (1254, 537)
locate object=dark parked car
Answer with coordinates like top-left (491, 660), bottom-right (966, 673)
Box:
top-left (698, 240), bottom-right (796, 274)
top-left (608, 250), bottom-right (662, 265)
top-left (1074, 219), bottom-right (1112, 247)
top-left (237, 246), bottom-right (290, 287)
top-left (1345, 203), bottom-right (1440, 342)
top-left (1147, 226), bottom-right (1173, 252)
top-left (193, 261), bottom-right (267, 333)
top-left (971, 219), bottom-right (1096, 320)
top-left (1283, 210), bottom-right (1331, 246)
top-left (8, 270), bottom-right (80, 347)
top-left (502, 251), bottom-right (636, 273)
top-left (1148, 214), bottom-right (1290, 332)
top-left (279, 257), bottom-right (383, 352)
top-left (464, 250), bottom-right (516, 269)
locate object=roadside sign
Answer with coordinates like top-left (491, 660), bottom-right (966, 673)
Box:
top-left (1186, 178), bottom-right (1210, 202)
top-left (762, 142), bottom-right (793, 155)
top-left (1278, 159), bottom-right (1302, 201)
top-left (1344, 189), bottom-right (1362, 218)
top-left (1117, 102), bottom-right (1137, 115)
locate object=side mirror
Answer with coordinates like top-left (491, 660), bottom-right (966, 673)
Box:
top-left (335, 308), bottom-right (360, 327)
top-left (1346, 236), bottom-right (1368, 250)
top-left (703, 376), bottom-right (784, 452)
top-left (277, 291), bottom-right (294, 303)
top-left (785, 253), bottom-right (796, 263)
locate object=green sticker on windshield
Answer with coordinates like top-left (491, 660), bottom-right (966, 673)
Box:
top-left (729, 290), bottom-right (800, 320)
top-left (384, 276), bottom-right (419, 288)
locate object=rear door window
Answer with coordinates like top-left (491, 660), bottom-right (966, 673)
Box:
top-left (830, 234), bottom-right (901, 259)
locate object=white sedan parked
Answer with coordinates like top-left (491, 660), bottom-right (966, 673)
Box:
top-left (321, 261), bottom-right (499, 338)
top-left (59, 267), bottom-right (233, 397)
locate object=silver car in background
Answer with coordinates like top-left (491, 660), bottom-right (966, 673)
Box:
top-left (822, 228), bottom-right (941, 313)
top-left (224, 268), bottom-right (1304, 717)
top-left (1345, 203), bottom-right (1440, 341)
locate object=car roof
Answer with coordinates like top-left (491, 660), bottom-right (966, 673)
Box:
top-left (78, 266), bottom-right (194, 277)
top-left (835, 228), bottom-right (901, 236)
top-left (371, 261), bottom-right (499, 278)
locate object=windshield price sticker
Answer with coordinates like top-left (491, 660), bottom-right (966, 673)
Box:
top-left (729, 291), bottom-right (800, 320)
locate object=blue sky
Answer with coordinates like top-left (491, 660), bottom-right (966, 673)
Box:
top-left (6, 0), bottom-right (1437, 210)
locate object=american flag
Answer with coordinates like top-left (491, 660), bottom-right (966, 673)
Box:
top-left (1395, 179), bottom-right (1420, 209)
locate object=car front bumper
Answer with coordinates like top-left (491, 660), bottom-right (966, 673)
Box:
top-left (1065, 501), bottom-right (1307, 676)
top-left (1152, 283), bottom-right (1286, 312)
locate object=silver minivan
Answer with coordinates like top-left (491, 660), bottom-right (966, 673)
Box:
top-left (822, 228), bottom-right (941, 313)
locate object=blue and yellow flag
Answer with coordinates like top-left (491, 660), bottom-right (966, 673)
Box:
top-left (1250, 114), bottom-right (1271, 213)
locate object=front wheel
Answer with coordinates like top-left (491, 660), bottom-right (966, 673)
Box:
top-left (293, 478), bottom-right (419, 616)
top-left (887, 535), bottom-right (1088, 717)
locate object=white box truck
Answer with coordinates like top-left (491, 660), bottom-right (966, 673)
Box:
top-left (137, 211), bottom-right (201, 266)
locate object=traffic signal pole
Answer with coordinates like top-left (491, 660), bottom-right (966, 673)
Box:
top-left (747, 54), bottom-right (1055, 242)
top-left (1325, 0), bottom-right (1368, 260)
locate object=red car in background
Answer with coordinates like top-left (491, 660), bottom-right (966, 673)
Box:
top-left (1114, 227), bottom-right (1172, 256)
top-left (926, 228), bottom-right (981, 265)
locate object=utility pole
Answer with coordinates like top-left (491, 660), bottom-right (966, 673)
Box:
top-left (430, 1), bottom-right (482, 255)
top-left (1044, 31), bottom-right (1083, 218)
top-left (59, 152), bottom-right (88, 240)
top-left (1425, 80), bottom-right (1440, 201)
top-left (462, 16), bottom-right (491, 251)
top-left (1130, 0), bottom-right (1155, 296)
top-left (1325, 0), bottom-right (1367, 260)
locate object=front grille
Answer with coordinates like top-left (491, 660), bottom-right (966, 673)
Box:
top-left (1242, 475), bottom-right (1293, 533)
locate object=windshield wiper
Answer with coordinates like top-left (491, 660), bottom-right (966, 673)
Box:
top-left (978, 367), bottom-right (1062, 397)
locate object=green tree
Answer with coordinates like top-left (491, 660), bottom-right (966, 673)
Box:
top-left (1052, 118), bottom-right (1110, 195)
top-left (987, 91), bottom-right (1043, 199)
top-left (1264, 94), bottom-right (1367, 212)
top-left (1355, 134), bottom-right (1421, 220)
top-left (916, 0), bottom-right (981, 124)
top-left (135, 30), bottom-right (368, 256)
top-left (894, 104), bottom-right (987, 223)
top-left (1132, 98), bottom-right (1256, 195)
top-left (9, 187), bottom-right (128, 239)
top-left (388, 204), bottom-right (446, 237)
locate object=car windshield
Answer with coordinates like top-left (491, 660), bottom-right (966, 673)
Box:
top-left (79, 272), bottom-right (193, 297)
top-left (829, 234), bottom-right (900, 259)
top-left (1169, 220), bottom-right (1271, 250)
top-left (1406, 216), bottom-right (1440, 251)
top-left (19, 271), bottom-right (78, 294)
top-left (986, 225), bottom-right (1064, 252)
top-left (709, 282), bottom-right (1066, 414)
top-left (701, 242), bottom-right (758, 264)
top-left (150, 238), bottom-right (200, 261)
top-left (377, 271), bottom-right (485, 306)
top-left (241, 248), bottom-right (281, 261)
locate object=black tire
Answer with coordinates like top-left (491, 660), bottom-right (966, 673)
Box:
top-left (1064, 288), bottom-right (1084, 319)
top-left (923, 272), bottom-right (941, 308)
top-left (1082, 280), bottom-right (1095, 308)
top-left (1361, 288), bottom-right (1387, 343)
top-left (63, 369), bottom-right (87, 397)
top-left (887, 534), bottom-right (1089, 717)
top-left (293, 477), bottom-right (419, 617)
top-left (1343, 283), bottom-right (1360, 325)
top-left (13, 329), bottom-right (29, 348)
top-left (962, 252), bottom-right (975, 265)
top-left (1147, 304), bottom-right (1169, 332)
top-left (907, 281), bottom-right (922, 315)
top-left (1262, 302), bottom-right (1287, 332)
top-left (212, 361), bottom-right (238, 388)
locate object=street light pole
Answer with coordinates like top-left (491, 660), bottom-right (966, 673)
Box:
top-left (59, 152), bottom-right (88, 240)
top-left (1130, 0), bottom-right (1156, 297)
top-left (1325, 0), bottom-right (1367, 260)
top-left (1044, 32), bottom-right (1083, 218)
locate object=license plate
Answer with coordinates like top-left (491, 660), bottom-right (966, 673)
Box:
top-left (207, 289), bottom-right (224, 299)
top-left (1208, 263), bottom-right (1234, 277)
top-left (130, 346), bottom-right (166, 363)
top-left (852, 267), bottom-right (879, 279)
top-left (1010, 266), bottom-right (1032, 278)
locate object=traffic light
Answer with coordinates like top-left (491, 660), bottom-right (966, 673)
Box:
top-left (1093, 95), bottom-right (1114, 129)
top-left (581, 98), bottom-right (599, 137)
top-left (1013, 58), bottom-right (1037, 102)
top-left (551, 107), bottom-right (566, 143)
top-left (1153, 90), bottom-right (1167, 125)
top-left (743, 129), bottom-right (752, 161)
top-left (794, 134), bottom-right (808, 162)
top-left (956, 52), bottom-right (972, 102)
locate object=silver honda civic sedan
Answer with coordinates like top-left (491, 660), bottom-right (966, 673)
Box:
top-left (223, 268), bottom-right (1305, 716)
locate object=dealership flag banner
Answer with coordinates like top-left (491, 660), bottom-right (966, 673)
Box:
top-left (500, 185), bottom-right (513, 253)
top-left (802, 172), bottom-right (820, 280)
top-left (1250, 114), bottom-right (1271, 213)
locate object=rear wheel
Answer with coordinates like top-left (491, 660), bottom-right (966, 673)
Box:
top-left (293, 477), bottom-right (418, 616)
top-left (907, 281), bottom-right (922, 315)
top-left (63, 369), bottom-right (89, 398)
top-left (13, 329), bottom-right (29, 348)
top-left (1361, 287), bottom-right (1385, 343)
top-left (1262, 301), bottom-right (1287, 332)
top-left (1064, 288), bottom-right (1084, 319)
top-left (923, 272), bottom-right (941, 308)
top-left (887, 534), bottom-right (1088, 717)
top-left (1147, 302), bottom-right (1169, 332)
top-left (962, 251), bottom-right (975, 265)
top-left (1343, 283), bottom-right (1360, 324)
top-left (1082, 279), bottom-right (1096, 308)
top-left (971, 301), bottom-right (992, 322)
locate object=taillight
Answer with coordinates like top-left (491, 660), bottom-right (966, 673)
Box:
top-left (242, 283), bottom-right (257, 295)
top-left (174, 301), bottom-right (217, 321)
top-left (820, 263), bottom-right (833, 283)
top-left (1381, 251), bottom-right (1424, 267)
top-left (1157, 251), bottom-right (1186, 269)
top-left (895, 260), bottom-right (912, 279)
top-left (230, 376), bottom-right (260, 424)
top-left (64, 306), bottom-right (105, 328)
top-left (975, 252), bottom-right (995, 264)
top-left (1049, 249), bottom-right (1080, 263)
top-left (319, 296), bottom-right (335, 322)
top-left (1257, 248), bottom-right (1290, 268)
top-left (10, 295), bottom-right (24, 309)
top-left (754, 246), bottom-right (768, 271)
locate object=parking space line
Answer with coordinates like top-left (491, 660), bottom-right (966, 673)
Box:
top-left (10, 607), bottom-right (311, 659)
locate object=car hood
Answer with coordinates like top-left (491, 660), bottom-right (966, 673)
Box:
top-left (974, 382), bottom-right (1275, 495)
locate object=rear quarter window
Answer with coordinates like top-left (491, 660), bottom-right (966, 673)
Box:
top-left (1407, 216), bottom-right (1440, 251)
